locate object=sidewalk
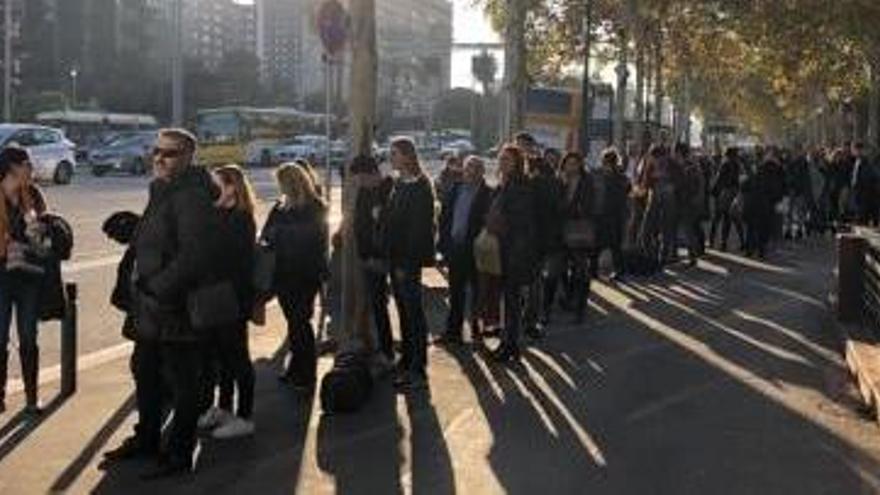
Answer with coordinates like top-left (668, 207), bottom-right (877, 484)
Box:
top-left (2, 238), bottom-right (880, 494)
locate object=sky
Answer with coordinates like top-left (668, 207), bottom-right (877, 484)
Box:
top-left (450, 0), bottom-right (501, 89)
top-left (236, 0), bottom-right (499, 89)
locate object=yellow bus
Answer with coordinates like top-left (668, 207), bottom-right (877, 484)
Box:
top-left (195, 107), bottom-right (329, 167)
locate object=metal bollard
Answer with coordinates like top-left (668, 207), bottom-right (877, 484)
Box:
top-left (61, 283), bottom-right (78, 397)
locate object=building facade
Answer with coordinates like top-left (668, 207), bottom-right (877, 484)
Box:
top-left (0, 0), bottom-right (24, 92)
top-left (375, 0), bottom-right (452, 126)
top-left (182, 0), bottom-right (257, 70)
top-left (255, 0), bottom-right (325, 105)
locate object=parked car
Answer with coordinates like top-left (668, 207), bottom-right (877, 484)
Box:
top-left (440, 139), bottom-right (475, 159)
top-left (271, 136), bottom-right (323, 164)
top-left (78, 130), bottom-right (149, 165)
top-left (0, 124), bottom-right (77, 184)
top-left (90, 131), bottom-right (156, 176)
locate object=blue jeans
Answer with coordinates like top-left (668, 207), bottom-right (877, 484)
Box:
top-left (0, 270), bottom-right (42, 402)
top-left (391, 266), bottom-right (428, 376)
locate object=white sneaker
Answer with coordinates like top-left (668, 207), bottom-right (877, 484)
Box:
top-left (197, 407), bottom-right (233, 430)
top-left (212, 417), bottom-right (255, 439)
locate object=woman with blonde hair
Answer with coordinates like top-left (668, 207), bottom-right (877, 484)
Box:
top-left (261, 163), bottom-right (329, 392)
top-left (197, 164), bottom-right (259, 438)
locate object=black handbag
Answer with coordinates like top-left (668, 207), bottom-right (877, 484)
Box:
top-left (187, 281), bottom-right (241, 330)
top-left (563, 219), bottom-right (597, 250)
top-left (253, 244), bottom-right (276, 296)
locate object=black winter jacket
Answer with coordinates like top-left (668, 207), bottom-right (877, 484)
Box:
top-left (385, 175), bottom-right (436, 270)
top-left (495, 179), bottom-right (538, 286)
top-left (219, 207), bottom-right (256, 317)
top-left (261, 199), bottom-right (329, 290)
top-left (712, 158), bottom-right (741, 196)
top-left (134, 166), bottom-right (224, 342)
top-left (531, 173), bottom-right (565, 257)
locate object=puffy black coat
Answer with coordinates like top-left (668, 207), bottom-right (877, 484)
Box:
top-left (561, 173), bottom-right (594, 220)
top-left (261, 199), bottom-right (329, 290)
top-left (495, 179), bottom-right (538, 286)
top-left (219, 207), bottom-right (256, 318)
top-left (711, 157), bottom-right (741, 196)
top-left (385, 176), bottom-right (436, 270)
top-left (600, 167), bottom-right (632, 220)
top-left (530, 173), bottom-right (564, 257)
top-left (133, 166), bottom-right (224, 342)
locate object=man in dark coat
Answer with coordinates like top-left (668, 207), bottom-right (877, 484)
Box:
top-left (436, 156), bottom-right (493, 345)
top-left (524, 156), bottom-right (563, 337)
top-left (709, 147), bottom-right (744, 251)
top-left (128, 128), bottom-right (223, 478)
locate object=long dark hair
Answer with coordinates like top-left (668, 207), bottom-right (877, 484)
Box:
top-left (214, 164), bottom-right (257, 217)
top-left (560, 151), bottom-right (585, 176)
top-left (390, 137), bottom-right (426, 178)
top-left (499, 144), bottom-right (526, 183)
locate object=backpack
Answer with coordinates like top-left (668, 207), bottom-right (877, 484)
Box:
top-left (320, 353), bottom-right (374, 414)
top-left (40, 213), bottom-right (74, 261)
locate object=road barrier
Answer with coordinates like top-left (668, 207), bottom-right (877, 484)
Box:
top-left (832, 227), bottom-right (880, 427)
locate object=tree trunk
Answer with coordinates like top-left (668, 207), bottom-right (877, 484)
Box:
top-left (613, 29), bottom-right (629, 152)
top-left (653, 27), bottom-right (663, 129)
top-left (339, 0), bottom-right (376, 355)
top-left (579, 0), bottom-right (593, 154)
top-left (869, 58), bottom-right (880, 149)
top-left (504, 0), bottom-right (527, 138)
top-left (643, 34), bottom-right (654, 140)
top-left (634, 30), bottom-right (645, 155)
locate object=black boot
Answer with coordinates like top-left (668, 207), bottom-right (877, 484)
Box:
top-left (491, 342), bottom-right (521, 364)
top-left (20, 346), bottom-right (41, 415)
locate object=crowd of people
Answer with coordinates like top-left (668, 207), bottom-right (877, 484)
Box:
top-left (0, 125), bottom-right (877, 480)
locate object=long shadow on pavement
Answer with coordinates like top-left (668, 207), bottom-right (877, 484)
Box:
top-left (437, 239), bottom-right (880, 492)
top-left (89, 340), bottom-right (317, 494)
top-left (49, 393), bottom-right (136, 492)
top-left (0, 391), bottom-right (70, 464)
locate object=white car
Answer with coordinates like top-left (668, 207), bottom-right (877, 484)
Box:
top-left (440, 139), bottom-right (475, 159)
top-left (0, 124), bottom-right (77, 184)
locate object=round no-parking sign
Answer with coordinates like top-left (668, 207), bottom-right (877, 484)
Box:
top-left (316, 0), bottom-right (349, 57)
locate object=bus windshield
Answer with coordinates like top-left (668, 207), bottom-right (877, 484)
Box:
top-left (197, 112), bottom-right (241, 144)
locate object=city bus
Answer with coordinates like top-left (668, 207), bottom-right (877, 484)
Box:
top-left (35, 110), bottom-right (158, 162)
top-left (195, 107), bottom-right (331, 166)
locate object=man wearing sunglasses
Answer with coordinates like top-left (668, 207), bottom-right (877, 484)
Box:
top-left (107, 128), bottom-right (223, 479)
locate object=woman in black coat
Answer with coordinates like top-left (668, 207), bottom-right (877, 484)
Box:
top-left (197, 165), bottom-right (258, 439)
top-left (709, 147), bottom-right (745, 251)
top-left (261, 163), bottom-right (329, 392)
top-left (559, 151), bottom-right (594, 324)
top-left (385, 138), bottom-right (436, 391)
top-left (489, 144), bottom-right (538, 363)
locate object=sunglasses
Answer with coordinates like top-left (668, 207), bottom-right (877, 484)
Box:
top-left (152, 147), bottom-right (185, 159)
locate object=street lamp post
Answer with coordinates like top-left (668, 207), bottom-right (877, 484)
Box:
top-left (171, 0), bottom-right (184, 126)
top-left (69, 68), bottom-right (78, 109)
top-left (3, 0), bottom-right (12, 122)
top-left (579, 0), bottom-right (594, 154)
